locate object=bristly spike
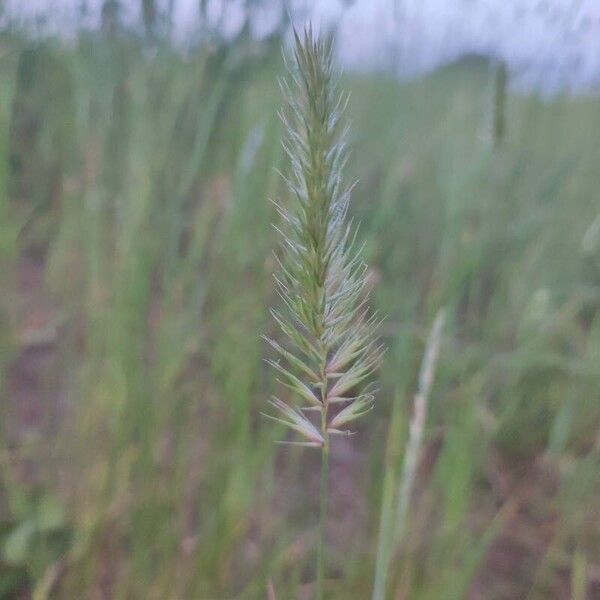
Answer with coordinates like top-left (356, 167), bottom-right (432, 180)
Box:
top-left (262, 26), bottom-right (384, 599)
top-left (264, 27), bottom-right (381, 453)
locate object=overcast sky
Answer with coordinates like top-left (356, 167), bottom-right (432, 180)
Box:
top-left (4, 0), bottom-right (600, 93)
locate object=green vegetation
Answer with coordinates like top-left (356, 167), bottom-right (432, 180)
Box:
top-left (0, 18), bottom-right (599, 600)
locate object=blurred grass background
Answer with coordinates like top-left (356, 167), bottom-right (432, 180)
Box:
top-left (0, 8), bottom-right (600, 600)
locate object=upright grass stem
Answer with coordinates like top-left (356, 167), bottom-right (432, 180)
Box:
top-left (372, 309), bottom-right (445, 600)
top-left (263, 27), bottom-right (382, 597)
top-left (316, 431), bottom-right (329, 599)
top-left (395, 309), bottom-right (445, 540)
top-left (317, 331), bottom-right (330, 598)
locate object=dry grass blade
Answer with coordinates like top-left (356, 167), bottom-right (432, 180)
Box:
top-left (372, 308), bottom-right (445, 600)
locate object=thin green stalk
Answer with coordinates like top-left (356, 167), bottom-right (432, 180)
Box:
top-left (371, 392), bottom-right (404, 600)
top-left (572, 548), bottom-right (588, 600)
top-left (317, 333), bottom-right (330, 598)
top-left (316, 431), bottom-right (329, 600)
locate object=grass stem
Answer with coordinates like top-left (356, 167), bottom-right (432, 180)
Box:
top-left (372, 309), bottom-right (445, 600)
top-left (264, 27), bottom-right (381, 599)
top-left (316, 430), bottom-right (329, 600)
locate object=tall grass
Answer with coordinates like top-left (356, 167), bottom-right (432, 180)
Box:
top-left (264, 28), bottom-right (381, 598)
top-left (0, 18), bottom-right (599, 600)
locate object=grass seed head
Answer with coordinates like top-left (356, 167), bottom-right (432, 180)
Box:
top-left (264, 26), bottom-right (381, 445)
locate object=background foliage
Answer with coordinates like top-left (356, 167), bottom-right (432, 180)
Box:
top-left (0, 10), bottom-right (599, 599)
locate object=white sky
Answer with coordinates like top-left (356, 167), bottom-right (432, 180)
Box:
top-left (4, 0), bottom-right (600, 92)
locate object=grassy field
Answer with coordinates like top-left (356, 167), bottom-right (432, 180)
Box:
top-left (0, 22), bottom-right (600, 600)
